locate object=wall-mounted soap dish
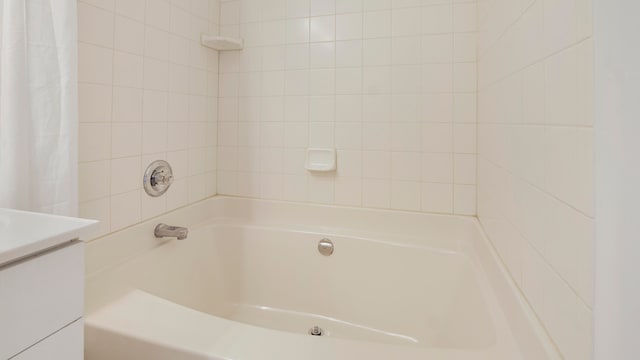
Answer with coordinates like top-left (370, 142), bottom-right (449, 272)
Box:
top-left (305, 148), bottom-right (337, 172)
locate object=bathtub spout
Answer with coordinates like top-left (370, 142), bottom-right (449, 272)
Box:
top-left (154, 223), bottom-right (188, 240)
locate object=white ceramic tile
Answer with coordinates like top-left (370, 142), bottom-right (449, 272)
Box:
top-left (110, 190), bottom-right (141, 231)
top-left (310, 15), bottom-right (335, 42)
top-left (545, 46), bottom-right (579, 126)
top-left (363, 95), bottom-right (391, 122)
top-left (141, 190), bottom-right (167, 219)
top-left (454, 62), bottom-right (476, 92)
top-left (363, 123), bottom-right (391, 151)
top-left (421, 153), bottom-right (453, 183)
top-left (422, 123), bottom-right (453, 153)
top-left (310, 42), bottom-right (335, 68)
top-left (336, 68), bottom-right (362, 94)
top-left (335, 123), bottom-right (362, 149)
top-left (79, 84), bottom-right (113, 123)
top-left (453, 33), bottom-right (476, 63)
top-left (453, 3), bottom-right (476, 33)
top-left (391, 152), bottom-right (421, 180)
top-left (454, 184), bottom-right (475, 215)
top-left (453, 93), bottom-right (476, 123)
top-left (364, 0), bottom-right (390, 12)
top-left (391, 65), bottom-right (421, 93)
top-left (391, 36), bottom-right (422, 65)
top-left (363, 66), bottom-right (391, 94)
top-left (336, 95), bottom-right (363, 122)
top-left (82, 0), bottom-right (115, 11)
top-left (78, 2), bottom-right (115, 48)
top-left (391, 7), bottom-right (421, 37)
top-left (336, 0), bottom-right (362, 14)
top-left (146, 0), bottom-right (171, 31)
top-left (336, 40), bottom-right (363, 67)
top-left (422, 4), bottom-right (452, 34)
top-left (115, 16), bottom-right (145, 55)
top-left (421, 182), bottom-right (453, 213)
top-left (79, 43), bottom-right (113, 84)
top-left (363, 151), bottom-right (391, 178)
top-left (362, 179), bottom-right (390, 208)
top-left (309, 69), bottom-right (336, 95)
top-left (142, 123), bottom-right (168, 154)
top-left (391, 123), bottom-right (421, 151)
top-left (113, 52), bottom-right (144, 87)
top-left (336, 13), bottom-right (363, 40)
top-left (116, 0), bottom-right (145, 21)
top-left (283, 175), bottom-right (309, 201)
top-left (111, 123), bottom-right (142, 158)
top-left (363, 11), bottom-right (391, 38)
top-left (421, 34), bottom-right (453, 63)
top-left (310, 0), bottom-right (335, 16)
top-left (391, 180), bottom-right (421, 210)
top-left (80, 160), bottom-right (111, 202)
top-left (454, 154), bottom-right (476, 184)
top-left (80, 123), bottom-right (112, 162)
top-left (423, 63), bottom-right (452, 92)
top-left (363, 38), bottom-right (392, 66)
top-left (334, 177), bottom-right (363, 206)
top-left (286, 0), bottom-right (310, 18)
top-left (308, 174), bottom-right (334, 204)
top-left (454, 123), bottom-right (476, 154)
top-left (423, 93), bottom-right (453, 122)
top-left (286, 18), bottom-right (310, 43)
top-left (111, 156), bottom-right (141, 194)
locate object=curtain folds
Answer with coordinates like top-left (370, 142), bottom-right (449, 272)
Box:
top-left (0, 0), bottom-right (78, 215)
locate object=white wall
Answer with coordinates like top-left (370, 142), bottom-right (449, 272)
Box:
top-left (77, 0), bottom-right (220, 238)
top-left (477, 0), bottom-right (593, 358)
top-left (215, 0), bottom-right (478, 215)
top-left (593, 1), bottom-right (640, 358)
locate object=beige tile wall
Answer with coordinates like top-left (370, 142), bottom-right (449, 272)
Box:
top-left (78, 0), bottom-right (220, 238)
top-left (215, 0), bottom-right (479, 215)
top-left (477, 0), bottom-right (593, 358)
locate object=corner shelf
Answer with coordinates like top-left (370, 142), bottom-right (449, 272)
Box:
top-left (200, 34), bottom-right (244, 51)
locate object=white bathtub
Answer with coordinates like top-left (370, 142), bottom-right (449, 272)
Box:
top-left (84, 197), bottom-right (559, 360)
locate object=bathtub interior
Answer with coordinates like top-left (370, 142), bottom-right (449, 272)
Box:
top-left (86, 224), bottom-right (496, 350)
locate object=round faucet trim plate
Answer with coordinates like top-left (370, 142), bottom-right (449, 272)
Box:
top-left (144, 160), bottom-right (174, 197)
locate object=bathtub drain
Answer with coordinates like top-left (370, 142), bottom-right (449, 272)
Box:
top-left (308, 326), bottom-right (324, 336)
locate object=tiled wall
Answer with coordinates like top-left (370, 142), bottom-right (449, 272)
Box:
top-left (215, 0), bottom-right (478, 214)
top-left (476, 0), bottom-right (593, 358)
top-left (77, 0), bottom-right (220, 238)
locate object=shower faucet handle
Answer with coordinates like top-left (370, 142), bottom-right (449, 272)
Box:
top-left (151, 171), bottom-right (173, 186)
top-left (143, 160), bottom-right (174, 197)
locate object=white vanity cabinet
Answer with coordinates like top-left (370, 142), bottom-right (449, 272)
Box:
top-left (0, 209), bottom-right (97, 360)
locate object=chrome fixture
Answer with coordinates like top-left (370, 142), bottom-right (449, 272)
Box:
top-left (143, 160), bottom-right (174, 197)
top-left (154, 223), bottom-right (188, 240)
top-left (308, 326), bottom-right (324, 336)
top-left (318, 238), bottom-right (334, 256)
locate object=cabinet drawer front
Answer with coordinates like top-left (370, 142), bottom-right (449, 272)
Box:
top-left (12, 319), bottom-right (83, 360)
top-left (0, 242), bottom-right (84, 359)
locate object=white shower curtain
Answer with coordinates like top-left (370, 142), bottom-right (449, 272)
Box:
top-left (0, 0), bottom-right (78, 216)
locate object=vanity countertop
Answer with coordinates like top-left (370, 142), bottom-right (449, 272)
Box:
top-left (0, 209), bottom-right (98, 266)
